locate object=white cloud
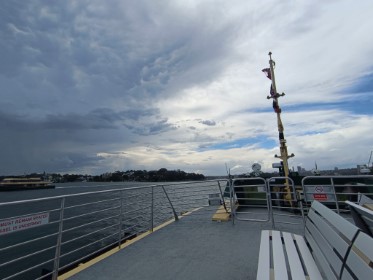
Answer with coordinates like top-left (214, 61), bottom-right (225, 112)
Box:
top-left (0, 0), bottom-right (372, 175)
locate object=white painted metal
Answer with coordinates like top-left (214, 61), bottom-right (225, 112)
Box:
top-left (272, 230), bottom-right (288, 280)
top-left (311, 200), bottom-right (359, 240)
top-left (307, 209), bottom-right (349, 271)
top-left (346, 200), bottom-right (373, 235)
top-left (293, 234), bottom-right (323, 280)
top-left (256, 230), bottom-right (271, 280)
top-left (282, 232), bottom-right (306, 280)
top-left (343, 231), bottom-right (373, 280)
top-left (305, 225), bottom-right (338, 280)
top-left (257, 200), bottom-right (366, 279)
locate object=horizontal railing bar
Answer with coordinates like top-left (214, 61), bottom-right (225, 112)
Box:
top-left (123, 198), bottom-right (151, 206)
top-left (0, 185), bottom-right (153, 207)
top-left (62, 214), bottom-right (120, 234)
top-left (122, 214), bottom-right (148, 224)
top-left (0, 244), bottom-right (56, 268)
top-left (0, 208), bottom-right (62, 224)
top-left (63, 205), bottom-right (121, 223)
top-left (122, 205), bottom-right (151, 216)
top-left (2, 258), bottom-right (54, 280)
top-left (58, 236), bottom-right (124, 272)
top-left (64, 197), bottom-right (121, 210)
top-left (61, 222), bottom-right (119, 246)
top-left (0, 231), bottom-right (59, 252)
top-left (64, 226), bottom-right (120, 248)
top-left (59, 231), bottom-right (118, 259)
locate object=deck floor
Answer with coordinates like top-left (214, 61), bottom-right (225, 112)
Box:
top-left (64, 207), bottom-right (305, 280)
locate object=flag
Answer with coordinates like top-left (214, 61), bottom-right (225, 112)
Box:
top-left (262, 68), bottom-right (271, 80)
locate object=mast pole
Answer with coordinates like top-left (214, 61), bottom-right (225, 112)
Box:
top-left (267, 52), bottom-right (294, 202)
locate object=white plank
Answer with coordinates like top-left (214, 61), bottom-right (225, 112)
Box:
top-left (344, 251), bottom-right (372, 280)
top-left (341, 269), bottom-right (355, 280)
top-left (257, 230), bottom-right (271, 280)
top-left (293, 234), bottom-right (323, 280)
top-left (346, 201), bottom-right (373, 217)
top-left (306, 212), bottom-right (344, 274)
top-left (272, 230), bottom-right (288, 280)
top-left (305, 227), bottom-right (338, 280)
top-left (311, 201), bottom-right (358, 240)
top-left (282, 232), bottom-right (306, 280)
top-left (307, 207), bottom-right (350, 257)
top-left (344, 231), bottom-right (373, 279)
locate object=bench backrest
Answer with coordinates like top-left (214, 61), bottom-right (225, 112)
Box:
top-left (346, 200), bottom-right (373, 237)
top-left (341, 230), bottom-right (373, 279)
top-left (305, 201), bottom-right (360, 279)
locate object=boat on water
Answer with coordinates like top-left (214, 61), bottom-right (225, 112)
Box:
top-left (0, 177), bottom-right (55, 191)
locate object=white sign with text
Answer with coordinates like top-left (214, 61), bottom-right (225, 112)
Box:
top-left (0, 213), bottom-right (50, 235)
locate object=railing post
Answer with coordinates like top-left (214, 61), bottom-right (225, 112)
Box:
top-left (52, 197), bottom-right (65, 280)
top-left (230, 179), bottom-right (235, 225)
top-left (267, 179), bottom-right (275, 229)
top-left (161, 185), bottom-right (179, 221)
top-left (331, 177), bottom-right (340, 214)
top-left (150, 186), bottom-right (154, 232)
top-left (118, 190), bottom-right (124, 248)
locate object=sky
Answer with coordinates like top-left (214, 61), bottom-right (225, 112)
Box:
top-left (0, 0), bottom-right (373, 176)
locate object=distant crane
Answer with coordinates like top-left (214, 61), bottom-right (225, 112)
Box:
top-left (358, 150), bottom-right (373, 174)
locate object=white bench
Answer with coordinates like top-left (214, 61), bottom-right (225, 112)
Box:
top-left (256, 200), bottom-right (373, 279)
top-left (346, 200), bottom-right (373, 237)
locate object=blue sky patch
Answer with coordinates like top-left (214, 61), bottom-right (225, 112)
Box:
top-left (200, 137), bottom-right (277, 151)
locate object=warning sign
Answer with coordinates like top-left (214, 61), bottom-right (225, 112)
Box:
top-left (304, 185), bottom-right (336, 202)
top-left (313, 193), bottom-right (328, 201)
top-left (0, 213), bottom-right (49, 236)
top-left (313, 186), bottom-right (328, 201)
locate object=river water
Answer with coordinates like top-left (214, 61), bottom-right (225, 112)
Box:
top-left (0, 181), bottom-right (220, 280)
top-left (0, 181), bottom-right (171, 280)
top-left (0, 181), bottom-right (153, 204)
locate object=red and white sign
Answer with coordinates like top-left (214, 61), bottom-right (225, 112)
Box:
top-left (313, 186), bottom-right (328, 201)
top-left (0, 213), bottom-right (49, 236)
top-left (313, 193), bottom-right (328, 201)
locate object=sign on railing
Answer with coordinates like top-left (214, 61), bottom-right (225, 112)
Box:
top-left (304, 185), bottom-right (336, 202)
top-left (0, 213), bottom-right (49, 236)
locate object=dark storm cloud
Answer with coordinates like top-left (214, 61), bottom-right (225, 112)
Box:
top-left (0, 107), bottom-right (175, 174)
top-left (0, 0), bottom-right (239, 114)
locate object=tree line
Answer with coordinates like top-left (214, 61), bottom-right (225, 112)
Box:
top-left (1, 168), bottom-right (205, 183)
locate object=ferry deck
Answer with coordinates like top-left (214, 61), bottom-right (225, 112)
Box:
top-left (0, 176), bottom-right (372, 280)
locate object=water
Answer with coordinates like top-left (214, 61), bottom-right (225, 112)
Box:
top-left (0, 181), bottom-right (152, 204)
top-left (0, 182), bottom-right (161, 280)
top-left (0, 180), bottom-right (221, 280)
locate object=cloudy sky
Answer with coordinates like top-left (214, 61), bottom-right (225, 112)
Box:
top-left (1, 0), bottom-right (372, 176)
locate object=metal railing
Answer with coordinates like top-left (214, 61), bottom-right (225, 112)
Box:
top-left (0, 180), bottom-right (228, 280)
top-left (301, 175), bottom-right (373, 213)
top-left (266, 177), bottom-right (305, 231)
top-left (1, 175), bottom-right (372, 279)
top-left (231, 177), bottom-right (270, 222)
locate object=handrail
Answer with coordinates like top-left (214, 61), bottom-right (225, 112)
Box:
top-left (4, 176), bottom-right (369, 279)
top-left (301, 175), bottom-right (373, 213)
top-left (231, 177), bottom-right (270, 223)
top-left (0, 179), bottom-right (228, 280)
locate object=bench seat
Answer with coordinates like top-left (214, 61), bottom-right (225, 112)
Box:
top-left (346, 200), bottom-right (373, 237)
top-left (257, 200), bottom-right (373, 279)
top-left (257, 230), bottom-right (322, 280)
